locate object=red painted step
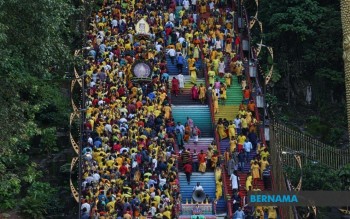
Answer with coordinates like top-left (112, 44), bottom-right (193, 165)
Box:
top-left (224, 171), bottom-right (265, 214)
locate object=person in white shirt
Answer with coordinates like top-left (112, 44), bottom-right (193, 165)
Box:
top-left (104, 123), bottom-right (112, 133)
top-left (88, 137), bottom-right (93, 145)
top-left (150, 203), bottom-right (157, 216)
top-left (81, 200), bottom-right (91, 215)
top-left (234, 116), bottom-right (241, 134)
top-left (111, 19), bottom-right (118, 28)
top-left (177, 73), bottom-right (185, 93)
top-left (193, 182), bottom-right (204, 191)
top-left (230, 170), bottom-right (240, 192)
top-left (243, 139), bottom-right (253, 162)
top-left (175, 30), bottom-right (180, 39)
top-left (183, 0), bottom-right (190, 10)
top-left (169, 13), bottom-right (175, 22)
top-left (92, 172), bottom-right (100, 183)
top-left (193, 13), bottom-right (198, 23)
top-left (98, 98), bottom-right (105, 106)
top-left (152, 156), bottom-right (158, 170)
top-left (178, 36), bottom-right (185, 44)
top-left (156, 43), bottom-right (163, 52)
top-left (167, 48), bottom-right (176, 64)
top-left (191, 0), bottom-right (197, 11)
top-left (209, 0), bottom-right (215, 11)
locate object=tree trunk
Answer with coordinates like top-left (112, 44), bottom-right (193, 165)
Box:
top-left (341, 0), bottom-right (350, 139)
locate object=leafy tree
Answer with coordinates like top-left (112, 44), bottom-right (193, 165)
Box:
top-left (285, 162), bottom-right (342, 190)
top-left (338, 163), bottom-right (350, 190)
top-left (0, 0), bottom-right (83, 216)
top-left (19, 182), bottom-right (60, 219)
top-left (255, 0), bottom-right (347, 144)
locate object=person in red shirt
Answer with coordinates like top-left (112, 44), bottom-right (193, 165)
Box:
top-left (235, 35), bottom-right (241, 53)
top-left (172, 77), bottom-right (180, 96)
top-left (183, 163), bottom-right (193, 184)
top-left (119, 162), bottom-right (128, 175)
top-left (198, 150), bottom-right (207, 173)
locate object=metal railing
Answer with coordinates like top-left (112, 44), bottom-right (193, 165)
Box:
top-left (269, 123), bottom-right (298, 219)
top-left (272, 122), bottom-right (350, 170)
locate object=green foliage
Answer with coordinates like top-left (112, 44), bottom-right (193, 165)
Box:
top-left (19, 182), bottom-right (59, 219)
top-left (285, 162), bottom-right (342, 190)
top-left (39, 127), bottom-right (59, 154)
top-left (22, 163), bottom-right (43, 184)
top-left (259, 0), bottom-right (343, 98)
top-left (0, 0), bottom-right (81, 216)
top-left (265, 93), bottom-right (278, 107)
top-left (305, 116), bottom-right (328, 139)
top-left (257, 0), bottom-right (347, 144)
top-left (338, 164), bottom-right (350, 190)
top-left (0, 174), bottom-right (21, 210)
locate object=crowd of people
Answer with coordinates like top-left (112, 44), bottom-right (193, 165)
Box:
top-left (76, 0), bottom-right (276, 217)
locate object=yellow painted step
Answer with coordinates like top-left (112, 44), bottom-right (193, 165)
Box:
top-left (214, 105), bottom-right (239, 122)
top-left (184, 80), bottom-right (206, 88)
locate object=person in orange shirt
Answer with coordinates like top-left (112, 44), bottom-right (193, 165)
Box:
top-left (243, 86), bottom-right (251, 104)
top-left (247, 100), bottom-right (255, 112)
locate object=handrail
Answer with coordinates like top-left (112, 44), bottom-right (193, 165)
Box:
top-left (273, 122), bottom-right (350, 169)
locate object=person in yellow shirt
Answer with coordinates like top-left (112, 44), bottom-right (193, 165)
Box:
top-left (228, 121), bottom-right (236, 139)
top-left (251, 161), bottom-right (260, 186)
top-left (266, 206), bottom-right (278, 219)
top-left (245, 172), bottom-right (253, 191)
top-left (216, 121), bottom-right (227, 140)
top-left (215, 178), bottom-right (223, 200)
top-left (260, 157), bottom-right (269, 178)
top-left (237, 133), bottom-right (246, 152)
top-left (260, 148), bottom-right (270, 160)
top-left (212, 56), bottom-right (220, 75)
top-left (229, 137), bottom-right (237, 153)
top-left (241, 116), bottom-right (248, 136)
top-left (163, 207), bottom-right (171, 218)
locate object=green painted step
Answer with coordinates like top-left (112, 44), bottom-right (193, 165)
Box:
top-left (172, 105), bottom-right (213, 137)
top-left (216, 75), bottom-right (242, 105)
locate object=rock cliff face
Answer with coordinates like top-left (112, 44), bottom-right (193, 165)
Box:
top-left (341, 0), bottom-right (350, 139)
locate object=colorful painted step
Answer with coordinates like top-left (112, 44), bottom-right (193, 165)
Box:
top-left (166, 54), bottom-right (189, 75)
top-left (215, 75), bottom-right (242, 105)
top-left (179, 172), bottom-right (226, 213)
top-left (172, 105), bottom-right (213, 137)
top-left (170, 77), bottom-right (206, 106)
top-left (214, 105), bottom-right (240, 123)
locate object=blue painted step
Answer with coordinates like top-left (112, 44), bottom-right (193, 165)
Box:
top-left (166, 55), bottom-right (189, 75)
top-left (179, 172), bottom-right (226, 213)
top-left (172, 105), bottom-right (213, 137)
